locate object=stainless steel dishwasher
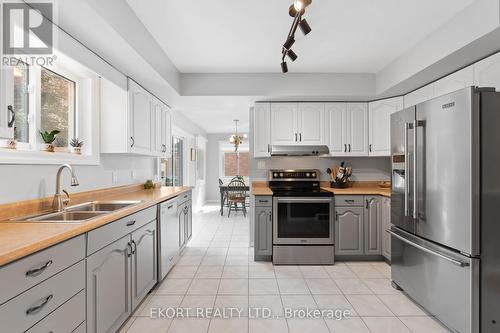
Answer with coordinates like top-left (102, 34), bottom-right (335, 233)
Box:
top-left (158, 197), bottom-right (179, 281)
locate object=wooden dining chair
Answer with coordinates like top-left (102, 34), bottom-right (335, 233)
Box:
top-left (226, 179), bottom-right (247, 217)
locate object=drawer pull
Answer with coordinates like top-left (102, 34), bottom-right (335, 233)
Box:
top-left (167, 205), bottom-right (173, 209)
top-left (345, 200), bottom-right (355, 203)
top-left (26, 260), bottom-right (53, 277)
top-left (126, 220), bottom-right (136, 226)
top-left (26, 294), bottom-right (53, 315)
top-left (258, 200), bottom-right (268, 203)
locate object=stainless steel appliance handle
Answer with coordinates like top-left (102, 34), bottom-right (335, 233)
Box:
top-left (388, 230), bottom-right (470, 267)
top-left (404, 122), bottom-right (410, 216)
top-left (275, 197), bottom-right (333, 203)
top-left (412, 120), bottom-right (418, 220)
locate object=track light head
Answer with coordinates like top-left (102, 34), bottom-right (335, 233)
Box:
top-left (299, 18), bottom-right (312, 35)
top-left (287, 49), bottom-right (298, 62)
top-left (281, 61), bottom-right (289, 73)
top-left (283, 36), bottom-right (295, 50)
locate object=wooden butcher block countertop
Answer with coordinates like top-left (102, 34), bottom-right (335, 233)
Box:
top-left (251, 181), bottom-right (391, 197)
top-left (0, 184), bottom-right (191, 267)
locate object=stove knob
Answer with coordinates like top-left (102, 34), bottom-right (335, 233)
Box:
top-left (273, 172), bottom-right (278, 178)
top-left (306, 173), bottom-right (310, 177)
top-left (279, 173), bottom-right (284, 177)
top-left (312, 172), bottom-right (316, 178)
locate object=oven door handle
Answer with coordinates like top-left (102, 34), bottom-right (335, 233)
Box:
top-left (274, 197), bottom-right (334, 203)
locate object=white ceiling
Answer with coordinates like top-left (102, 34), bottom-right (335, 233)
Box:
top-left (173, 96), bottom-right (254, 133)
top-left (127, 0), bottom-right (475, 74)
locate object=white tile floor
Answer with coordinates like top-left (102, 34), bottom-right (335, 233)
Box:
top-left (120, 205), bottom-right (452, 333)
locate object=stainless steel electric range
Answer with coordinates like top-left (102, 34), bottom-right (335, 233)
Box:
top-left (268, 169), bottom-right (335, 265)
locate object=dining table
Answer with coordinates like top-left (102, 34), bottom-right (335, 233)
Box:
top-left (219, 183), bottom-right (250, 216)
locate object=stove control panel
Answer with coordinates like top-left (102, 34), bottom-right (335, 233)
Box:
top-left (269, 169), bottom-right (319, 181)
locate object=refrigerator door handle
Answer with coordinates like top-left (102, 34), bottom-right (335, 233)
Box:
top-left (388, 230), bottom-right (470, 267)
top-left (404, 122), bottom-right (410, 217)
top-left (412, 120), bottom-right (418, 220)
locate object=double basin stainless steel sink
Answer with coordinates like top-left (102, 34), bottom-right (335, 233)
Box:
top-left (12, 201), bottom-right (142, 223)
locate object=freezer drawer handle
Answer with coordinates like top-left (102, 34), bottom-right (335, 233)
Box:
top-left (388, 230), bottom-right (470, 267)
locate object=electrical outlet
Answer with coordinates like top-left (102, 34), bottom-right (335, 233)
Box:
top-left (257, 161), bottom-right (266, 170)
top-left (131, 170), bottom-right (137, 179)
top-left (112, 171), bottom-right (118, 183)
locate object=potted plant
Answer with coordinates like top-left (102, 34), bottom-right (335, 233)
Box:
top-left (39, 130), bottom-right (60, 152)
top-left (70, 138), bottom-right (84, 155)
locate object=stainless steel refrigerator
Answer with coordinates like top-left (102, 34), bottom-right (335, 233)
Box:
top-left (390, 87), bottom-right (500, 333)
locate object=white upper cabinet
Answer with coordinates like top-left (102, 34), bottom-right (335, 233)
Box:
top-left (270, 103), bottom-right (298, 145)
top-left (368, 97), bottom-right (404, 156)
top-left (101, 77), bottom-right (170, 157)
top-left (326, 103), bottom-right (347, 155)
top-left (298, 103), bottom-right (326, 145)
top-left (434, 66), bottom-right (474, 97)
top-left (404, 84), bottom-right (435, 108)
top-left (253, 103), bottom-right (271, 158)
top-left (161, 106), bottom-right (172, 158)
top-left (128, 79), bottom-right (152, 155)
top-left (474, 52), bottom-right (500, 90)
top-left (347, 103), bottom-right (369, 156)
top-left (325, 103), bottom-right (368, 156)
top-left (270, 103), bottom-right (326, 146)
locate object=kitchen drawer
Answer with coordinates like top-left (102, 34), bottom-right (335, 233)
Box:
top-left (0, 235), bottom-right (85, 305)
top-left (0, 260), bottom-right (85, 333)
top-left (87, 206), bottom-right (156, 255)
top-left (335, 195), bottom-right (364, 207)
top-left (177, 190), bottom-right (192, 204)
top-left (255, 196), bottom-right (272, 207)
top-left (25, 290), bottom-right (85, 333)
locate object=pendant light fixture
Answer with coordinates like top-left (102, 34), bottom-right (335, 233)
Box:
top-left (281, 0), bottom-right (312, 73)
top-left (229, 120), bottom-right (243, 152)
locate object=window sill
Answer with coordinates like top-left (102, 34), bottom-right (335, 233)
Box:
top-left (0, 148), bottom-right (100, 165)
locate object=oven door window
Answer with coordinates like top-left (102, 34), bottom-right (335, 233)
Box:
top-left (277, 201), bottom-right (330, 238)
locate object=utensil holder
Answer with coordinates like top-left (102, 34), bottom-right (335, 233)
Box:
top-left (331, 181), bottom-right (350, 188)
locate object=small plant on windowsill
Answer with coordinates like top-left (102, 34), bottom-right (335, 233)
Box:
top-left (39, 130), bottom-right (60, 152)
top-left (70, 138), bottom-right (84, 155)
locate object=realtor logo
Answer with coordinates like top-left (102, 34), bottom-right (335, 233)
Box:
top-left (2, 2), bottom-right (53, 55)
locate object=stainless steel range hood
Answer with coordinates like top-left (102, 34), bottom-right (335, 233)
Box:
top-left (270, 145), bottom-right (330, 156)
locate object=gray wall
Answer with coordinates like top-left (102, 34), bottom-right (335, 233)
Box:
top-left (0, 155), bottom-right (155, 204)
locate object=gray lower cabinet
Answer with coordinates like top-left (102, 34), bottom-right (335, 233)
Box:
top-left (335, 207), bottom-right (364, 255)
top-left (254, 196), bottom-right (273, 259)
top-left (131, 221), bottom-right (157, 309)
top-left (185, 200), bottom-right (192, 242)
top-left (86, 235), bottom-right (132, 333)
top-left (381, 197), bottom-right (391, 260)
top-left (87, 220), bottom-right (157, 333)
top-left (364, 196), bottom-right (382, 255)
top-left (335, 195), bottom-right (384, 257)
top-left (178, 204), bottom-right (185, 249)
top-left (178, 199), bottom-right (193, 250)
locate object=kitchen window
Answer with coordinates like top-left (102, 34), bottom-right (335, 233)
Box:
top-left (219, 142), bottom-right (249, 181)
top-left (0, 52), bottom-right (99, 164)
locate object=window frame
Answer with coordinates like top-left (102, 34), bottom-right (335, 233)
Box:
top-left (218, 141), bottom-right (250, 181)
top-left (0, 51), bottom-right (100, 165)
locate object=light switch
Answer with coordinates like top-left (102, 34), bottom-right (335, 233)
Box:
top-left (257, 161), bottom-right (266, 170)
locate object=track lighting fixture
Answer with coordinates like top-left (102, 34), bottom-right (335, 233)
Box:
top-left (283, 36), bottom-right (295, 50)
top-left (281, 61), bottom-right (289, 73)
top-left (299, 18), bottom-right (312, 35)
top-left (280, 0), bottom-right (312, 73)
top-left (287, 49), bottom-right (298, 61)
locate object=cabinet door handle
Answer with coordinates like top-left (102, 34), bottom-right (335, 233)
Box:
top-left (348, 144), bottom-right (351, 152)
top-left (369, 144), bottom-right (372, 152)
top-left (127, 242), bottom-right (133, 257)
top-left (344, 144), bottom-right (347, 152)
top-left (131, 240), bottom-right (137, 255)
top-left (26, 294), bottom-right (53, 315)
top-left (366, 199), bottom-right (369, 209)
top-left (26, 260), bottom-right (53, 277)
top-left (335, 212), bottom-right (338, 221)
top-left (7, 105), bottom-right (15, 128)
top-left (130, 136), bottom-right (135, 147)
top-left (299, 133), bottom-right (302, 142)
top-left (295, 133), bottom-right (298, 142)
top-left (269, 211), bottom-right (272, 219)
top-left (126, 220), bottom-right (136, 226)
